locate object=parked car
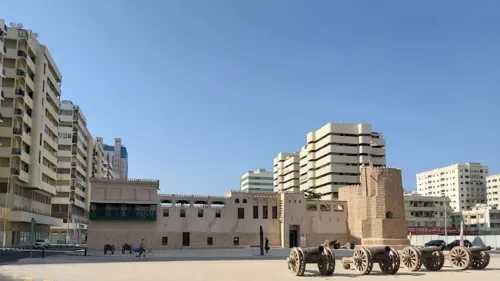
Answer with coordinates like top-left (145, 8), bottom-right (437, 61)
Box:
top-left (446, 239), bottom-right (472, 250)
top-left (33, 238), bottom-right (50, 249)
top-left (424, 240), bottom-right (446, 248)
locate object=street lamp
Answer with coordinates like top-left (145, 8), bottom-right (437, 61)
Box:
top-left (2, 176), bottom-right (11, 248)
top-left (441, 191), bottom-right (448, 243)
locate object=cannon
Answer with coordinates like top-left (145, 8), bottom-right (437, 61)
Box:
top-left (448, 246), bottom-right (491, 270)
top-left (103, 244), bottom-right (115, 255)
top-left (122, 243), bottom-right (133, 254)
top-left (286, 240), bottom-right (335, 276)
top-left (400, 246), bottom-right (444, 271)
top-left (341, 246), bottom-right (400, 275)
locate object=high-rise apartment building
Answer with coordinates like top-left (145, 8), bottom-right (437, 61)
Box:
top-left (240, 168), bottom-right (274, 192)
top-left (486, 174), bottom-right (500, 208)
top-left (273, 152), bottom-right (300, 192)
top-left (0, 21), bottom-right (63, 247)
top-left (51, 100), bottom-right (93, 243)
top-left (103, 138), bottom-right (128, 180)
top-left (0, 19), bottom-right (5, 121)
top-left (92, 137), bottom-right (118, 180)
top-left (299, 123), bottom-right (386, 199)
top-left (416, 162), bottom-right (488, 212)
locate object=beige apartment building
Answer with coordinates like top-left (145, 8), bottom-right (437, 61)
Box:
top-left (273, 152), bottom-right (300, 193)
top-left (486, 174), bottom-right (500, 208)
top-left (0, 21), bottom-right (63, 247)
top-left (92, 137), bottom-right (118, 180)
top-left (416, 162), bottom-right (488, 212)
top-left (404, 191), bottom-right (452, 227)
top-left (87, 164), bottom-right (407, 250)
top-left (299, 123), bottom-right (386, 199)
top-left (50, 100), bottom-right (93, 244)
top-left (451, 204), bottom-right (500, 233)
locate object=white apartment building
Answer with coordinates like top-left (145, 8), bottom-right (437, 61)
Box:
top-left (273, 152), bottom-right (300, 192)
top-left (404, 192), bottom-right (452, 227)
top-left (299, 123), bottom-right (386, 199)
top-left (103, 138), bottom-right (128, 180)
top-left (416, 162), bottom-right (488, 212)
top-left (51, 100), bottom-right (93, 243)
top-left (0, 21), bottom-right (63, 247)
top-left (240, 168), bottom-right (274, 192)
top-left (486, 174), bottom-right (500, 207)
top-left (0, 19), bottom-right (5, 123)
top-left (451, 204), bottom-right (500, 233)
top-left (92, 137), bottom-right (118, 180)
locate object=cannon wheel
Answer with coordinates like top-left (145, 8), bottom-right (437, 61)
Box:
top-left (401, 246), bottom-right (422, 272)
top-left (379, 247), bottom-right (400, 275)
top-left (288, 247), bottom-right (306, 276)
top-left (449, 246), bottom-right (471, 270)
top-left (353, 247), bottom-right (373, 275)
top-left (317, 247), bottom-right (335, 275)
top-left (470, 251), bottom-right (490, 270)
top-left (422, 250), bottom-right (445, 271)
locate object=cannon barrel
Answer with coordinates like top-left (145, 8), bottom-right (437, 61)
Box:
top-left (301, 245), bottom-right (324, 254)
top-left (420, 246), bottom-right (444, 253)
top-left (366, 246), bottom-right (391, 255)
top-left (468, 246), bottom-right (491, 252)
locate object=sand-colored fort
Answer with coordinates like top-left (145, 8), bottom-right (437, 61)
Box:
top-left (87, 164), bottom-right (408, 249)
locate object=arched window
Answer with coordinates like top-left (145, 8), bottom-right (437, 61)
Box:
top-left (235, 199), bottom-right (240, 203)
top-left (242, 199), bottom-right (247, 203)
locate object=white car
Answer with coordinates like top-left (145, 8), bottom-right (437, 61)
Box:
top-left (33, 238), bottom-right (50, 249)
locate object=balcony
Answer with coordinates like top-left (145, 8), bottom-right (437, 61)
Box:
top-left (16, 69), bottom-right (25, 76)
top-left (11, 147), bottom-right (21, 155)
top-left (89, 209), bottom-right (157, 221)
top-left (14, 108), bottom-right (24, 117)
top-left (13, 127), bottom-right (22, 135)
top-left (17, 50), bottom-right (27, 58)
top-left (9, 209), bottom-right (62, 226)
top-left (15, 88), bottom-right (25, 97)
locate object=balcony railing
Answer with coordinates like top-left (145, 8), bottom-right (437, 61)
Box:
top-left (14, 108), bottom-right (24, 116)
top-left (13, 127), bottom-right (22, 135)
top-left (10, 168), bottom-right (20, 175)
top-left (89, 209), bottom-right (157, 221)
top-left (16, 69), bottom-right (25, 76)
top-left (17, 50), bottom-right (27, 58)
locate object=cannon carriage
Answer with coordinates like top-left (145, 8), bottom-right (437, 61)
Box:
top-left (286, 240), bottom-right (336, 276)
top-left (448, 246), bottom-right (491, 270)
top-left (400, 246), bottom-right (444, 271)
top-left (341, 246), bottom-right (400, 275)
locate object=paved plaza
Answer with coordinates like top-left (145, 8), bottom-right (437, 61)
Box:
top-left (0, 249), bottom-right (499, 281)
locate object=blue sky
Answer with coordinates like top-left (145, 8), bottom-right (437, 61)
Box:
top-left (2, 1), bottom-right (499, 195)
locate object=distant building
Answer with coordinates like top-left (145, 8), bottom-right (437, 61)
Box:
top-left (273, 152), bottom-right (300, 192)
top-left (451, 204), bottom-right (500, 233)
top-left (416, 162), bottom-right (488, 212)
top-left (486, 174), bottom-right (500, 207)
top-left (299, 123), bottom-right (386, 199)
top-left (92, 137), bottom-right (118, 180)
top-left (102, 138), bottom-right (128, 180)
top-left (240, 168), bottom-right (273, 192)
top-left (404, 191), bottom-right (452, 228)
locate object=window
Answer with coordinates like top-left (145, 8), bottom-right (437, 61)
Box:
top-left (235, 199), bottom-right (240, 203)
top-left (272, 206), bottom-right (278, 219)
top-left (180, 209), bottom-right (186, 217)
top-left (253, 205), bottom-right (258, 219)
top-left (207, 237), bottom-right (213, 246)
top-left (162, 237), bottom-right (168, 245)
top-left (262, 206), bottom-right (268, 219)
top-left (215, 210), bottom-right (221, 218)
top-left (237, 207), bottom-right (244, 219)
top-left (243, 199), bottom-right (247, 203)
top-left (198, 209), bottom-right (203, 218)
top-left (163, 209), bottom-right (169, 217)
top-left (233, 237), bottom-right (239, 246)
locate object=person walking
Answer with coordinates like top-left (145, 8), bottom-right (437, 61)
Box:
top-left (264, 237), bottom-right (270, 254)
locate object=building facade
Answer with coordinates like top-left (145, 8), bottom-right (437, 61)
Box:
top-left (51, 100), bottom-right (93, 244)
top-left (92, 137), bottom-right (118, 180)
top-left (451, 204), bottom-right (500, 233)
top-left (299, 123), bottom-right (386, 199)
top-left (404, 192), bottom-right (452, 227)
top-left (273, 152), bottom-right (300, 193)
top-left (416, 162), bottom-right (488, 212)
top-left (240, 169), bottom-right (273, 192)
top-left (103, 138), bottom-right (128, 180)
top-left (486, 174), bottom-right (500, 208)
top-left (0, 21), bottom-right (63, 247)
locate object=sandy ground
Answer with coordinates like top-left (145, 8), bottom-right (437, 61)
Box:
top-left (0, 250), bottom-right (499, 281)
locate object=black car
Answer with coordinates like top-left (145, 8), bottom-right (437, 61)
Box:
top-left (424, 240), bottom-right (446, 248)
top-left (446, 239), bottom-right (472, 250)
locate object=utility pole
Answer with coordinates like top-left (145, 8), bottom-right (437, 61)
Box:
top-left (2, 177), bottom-right (10, 248)
top-left (30, 218), bottom-right (36, 258)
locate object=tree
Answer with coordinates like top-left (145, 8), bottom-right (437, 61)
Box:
top-left (304, 190), bottom-right (322, 200)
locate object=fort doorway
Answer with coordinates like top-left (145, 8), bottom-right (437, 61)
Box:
top-left (289, 225), bottom-right (300, 248)
top-left (182, 232), bottom-right (190, 247)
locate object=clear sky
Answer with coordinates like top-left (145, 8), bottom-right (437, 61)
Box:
top-left (2, 1), bottom-right (499, 195)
